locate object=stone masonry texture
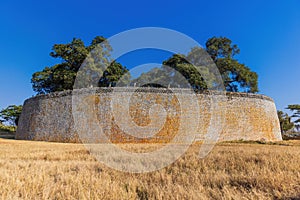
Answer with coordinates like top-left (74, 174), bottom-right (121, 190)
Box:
top-left (16, 87), bottom-right (282, 143)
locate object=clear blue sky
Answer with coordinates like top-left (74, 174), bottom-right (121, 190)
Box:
top-left (0, 0), bottom-right (299, 112)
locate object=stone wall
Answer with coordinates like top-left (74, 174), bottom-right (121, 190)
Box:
top-left (16, 87), bottom-right (282, 143)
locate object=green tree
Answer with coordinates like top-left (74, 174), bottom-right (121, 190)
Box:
top-left (206, 37), bottom-right (258, 93)
top-left (0, 105), bottom-right (23, 126)
top-left (161, 50), bottom-right (215, 90)
top-left (287, 104), bottom-right (300, 130)
top-left (277, 110), bottom-right (294, 134)
top-left (133, 37), bottom-right (258, 92)
top-left (98, 61), bottom-right (130, 87)
top-left (32, 36), bottom-right (129, 94)
top-left (131, 46), bottom-right (217, 89)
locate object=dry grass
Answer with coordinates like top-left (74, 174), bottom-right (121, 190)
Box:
top-left (0, 138), bottom-right (299, 200)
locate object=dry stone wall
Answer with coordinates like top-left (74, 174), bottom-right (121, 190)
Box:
top-left (16, 87), bottom-right (282, 143)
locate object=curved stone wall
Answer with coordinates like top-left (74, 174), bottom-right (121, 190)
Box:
top-left (16, 87), bottom-right (282, 143)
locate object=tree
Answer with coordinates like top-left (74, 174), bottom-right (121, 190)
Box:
top-left (161, 50), bottom-right (215, 90)
top-left (0, 105), bottom-right (23, 126)
top-left (98, 61), bottom-right (130, 87)
top-left (206, 37), bottom-right (258, 93)
top-left (132, 37), bottom-right (258, 92)
top-left (277, 110), bottom-right (294, 134)
top-left (32, 36), bottom-right (130, 94)
top-left (287, 104), bottom-right (300, 131)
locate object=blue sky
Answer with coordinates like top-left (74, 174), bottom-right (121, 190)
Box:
top-left (0, 0), bottom-right (299, 112)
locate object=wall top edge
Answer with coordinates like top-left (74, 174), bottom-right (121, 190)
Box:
top-left (25, 87), bottom-right (274, 102)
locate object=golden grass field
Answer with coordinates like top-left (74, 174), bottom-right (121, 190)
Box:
top-left (0, 138), bottom-right (299, 200)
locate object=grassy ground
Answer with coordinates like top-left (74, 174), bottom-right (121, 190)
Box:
top-left (0, 139), bottom-right (299, 200)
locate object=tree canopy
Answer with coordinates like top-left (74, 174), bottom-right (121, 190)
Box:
top-left (287, 105), bottom-right (300, 131)
top-left (287, 105), bottom-right (300, 123)
top-left (0, 105), bottom-right (23, 126)
top-left (132, 36), bottom-right (258, 92)
top-left (32, 36), bottom-right (258, 94)
top-left (277, 110), bottom-right (294, 134)
top-left (206, 37), bottom-right (258, 92)
top-left (132, 49), bottom-right (215, 90)
top-left (32, 36), bottom-right (129, 94)
top-left (277, 104), bottom-right (300, 134)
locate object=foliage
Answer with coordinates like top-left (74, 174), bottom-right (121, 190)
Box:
top-left (132, 37), bottom-right (258, 92)
top-left (132, 51), bottom-right (214, 89)
top-left (0, 123), bottom-right (16, 132)
top-left (98, 61), bottom-right (130, 87)
top-left (206, 37), bottom-right (258, 92)
top-left (287, 104), bottom-right (300, 123)
top-left (132, 47), bottom-right (221, 90)
top-left (0, 105), bottom-right (23, 126)
top-left (31, 36), bottom-right (258, 93)
top-left (277, 110), bottom-right (294, 134)
top-left (162, 49), bottom-right (216, 90)
top-left (286, 104), bottom-right (300, 132)
top-left (32, 36), bottom-right (130, 94)
top-left (205, 36), bottom-right (240, 61)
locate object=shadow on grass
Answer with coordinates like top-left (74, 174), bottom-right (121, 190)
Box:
top-left (220, 139), bottom-right (291, 146)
